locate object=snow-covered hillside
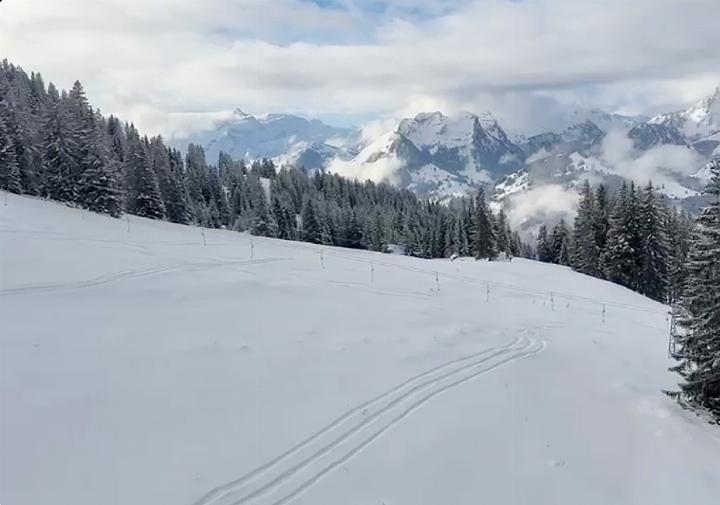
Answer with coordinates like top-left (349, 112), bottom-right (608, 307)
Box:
top-left (3, 194), bottom-right (719, 505)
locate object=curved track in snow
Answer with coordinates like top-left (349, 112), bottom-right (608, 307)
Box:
top-left (192, 333), bottom-right (546, 505)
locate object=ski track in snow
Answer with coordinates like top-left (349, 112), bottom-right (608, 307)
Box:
top-left (0, 257), bottom-right (291, 297)
top-left (192, 334), bottom-right (546, 505)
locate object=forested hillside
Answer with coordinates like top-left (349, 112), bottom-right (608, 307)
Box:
top-left (535, 179), bottom-right (697, 304)
top-left (0, 60), bottom-right (529, 260)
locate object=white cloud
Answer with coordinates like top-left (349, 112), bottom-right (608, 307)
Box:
top-left (600, 129), bottom-right (706, 195)
top-left (326, 156), bottom-right (403, 185)
top-left (357, 118), bottom-right (399, 146)
top-left (506, 185), bottom-right (579, 231)
top-left (1, 0), bottom-right (718, 136)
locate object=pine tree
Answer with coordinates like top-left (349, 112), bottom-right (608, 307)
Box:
top-left (40, 84), bottom-right (78, 203)
top-left (367, 210), bottom-right (387, 252)
top-left (76, 141), bottom-right (121, 216)
top-left (494, 209), bottom-right (511, 257)
top-left (271, 193), bottom-right (296, 240)
top-left (536, 224), bottom-right (552, 262)
top-left (0, 99), bottom-right (37, 194)
top-left (603, 183), bottom-right (641, 290)
top-left (301, 195), bottom-right (322, 244)
top-left (342, 209), bottom-right (364, 249)
top-left (472, 187), bottom-right (496, 260)
top-left (124, 126), bottom-right (164, 219)
top-left (68, 84), bottom-right (120, 216)
top-left (593, 184), bottom-right (610, 274)
top-left (551, 219), bottom-right (571, 265)
top-left (0, 115), bottom-right (22, 193)
top-left (667, 208), bottom-right (693, 304)
top-left (671, 160), bottom-right (720, 420)
top-left (158, 146), bottom-right (190, 224)
top-left (637, 182), bottom-right (669, 302)
top-left (317, 200), bottom-right (334, 245)
top-left (573, 180), bottom-right (599, 275)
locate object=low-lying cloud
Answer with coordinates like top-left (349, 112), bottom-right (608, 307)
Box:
top-left (326, 156), bottom-right (403, 185)
top-left (601, 129), bottom-right (706, 194)
top-left (506, 184), bottom-right (580, 233)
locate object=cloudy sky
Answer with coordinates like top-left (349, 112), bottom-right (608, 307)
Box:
top-left (2, 0), bottom-right (719, 137)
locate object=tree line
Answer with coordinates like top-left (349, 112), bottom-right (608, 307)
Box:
top-left (536, 180), bottom-right (693, 305)
top-left (0, 60), bottom-right (530, 260)
top-left (536, 171), bottom-right (719, 421)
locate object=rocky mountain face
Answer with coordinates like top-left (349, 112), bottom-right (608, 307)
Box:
top-left (649, 87), bottom-right (720, 141)
top-left (342, 112), bottom-right (526, 198)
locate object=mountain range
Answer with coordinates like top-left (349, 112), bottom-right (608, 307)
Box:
top-left (176, 87), bottom-right (720, 231)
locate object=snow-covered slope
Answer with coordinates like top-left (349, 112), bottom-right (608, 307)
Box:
top-left (2, 193), bottom-right (720, 505)
top-left (176, 109), bottom-right (358, 167)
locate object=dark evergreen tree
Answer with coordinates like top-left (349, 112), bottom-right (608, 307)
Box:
top-left (666, 208), bottom-right (693, 304)
top-left (0, 115), bottom-right (22, 193)
top-left (341, 208), bottom-right (364, 249)
top-left (593, 184), bottom-right (610, 273)
top-left (39, 84), bottom-right (78, 202)
top-left (603, 183), bottom-right (641, 289)
top-left (671, 160), bottom-right (720, 420)
top-left (301, 195), bottom-right (322, 244)
top-left (551, 219), bottom-right (571, 266)
top-left (124, 126), bottom-right (164, 219)
top-left (472, 187), bottom-right (496, 260)
top-left (637, 182), bottom-right (669, 302)
top-left (367, 210), bottom-right (387, 252)
top-left (573, 180), bottom-right (599, 275)
top-left (68, 82), bottom-right (120, 216)
top-left (494, 209), bottom-right (511, 257)
top-left (150, 138), bottom-right (188, 224)
top-left (536, 224), bottom-right (552, 263)
top-left (76, 139), bottom-right (121, 216)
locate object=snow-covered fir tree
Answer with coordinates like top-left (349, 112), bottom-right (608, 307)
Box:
top-left (637, 182), bottom-right (669, 302)
top-left (124, 126), bottom-right (165, 219)
top-left (671, 160), bottom-right (720, 420)
top-left (603, 183), bottom-right (642, 290)
top-left (0, 114), bottom-right (22, 193)
top-left (536, 224), bottom-right (552, 263)
top-left (551, 219), bottom-right (572, 266)
top-left (472, 187), bottom-right (496, 260)
top-left (573, 180), bottom-right (599, 276)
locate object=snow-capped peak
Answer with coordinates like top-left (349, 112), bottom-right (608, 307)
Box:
top-left (231, 108), bottom-right (254, 120)
top-left (648, 85), bottom-right (720, 140)
top-left (397, 111), bottom-right (478, 149)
